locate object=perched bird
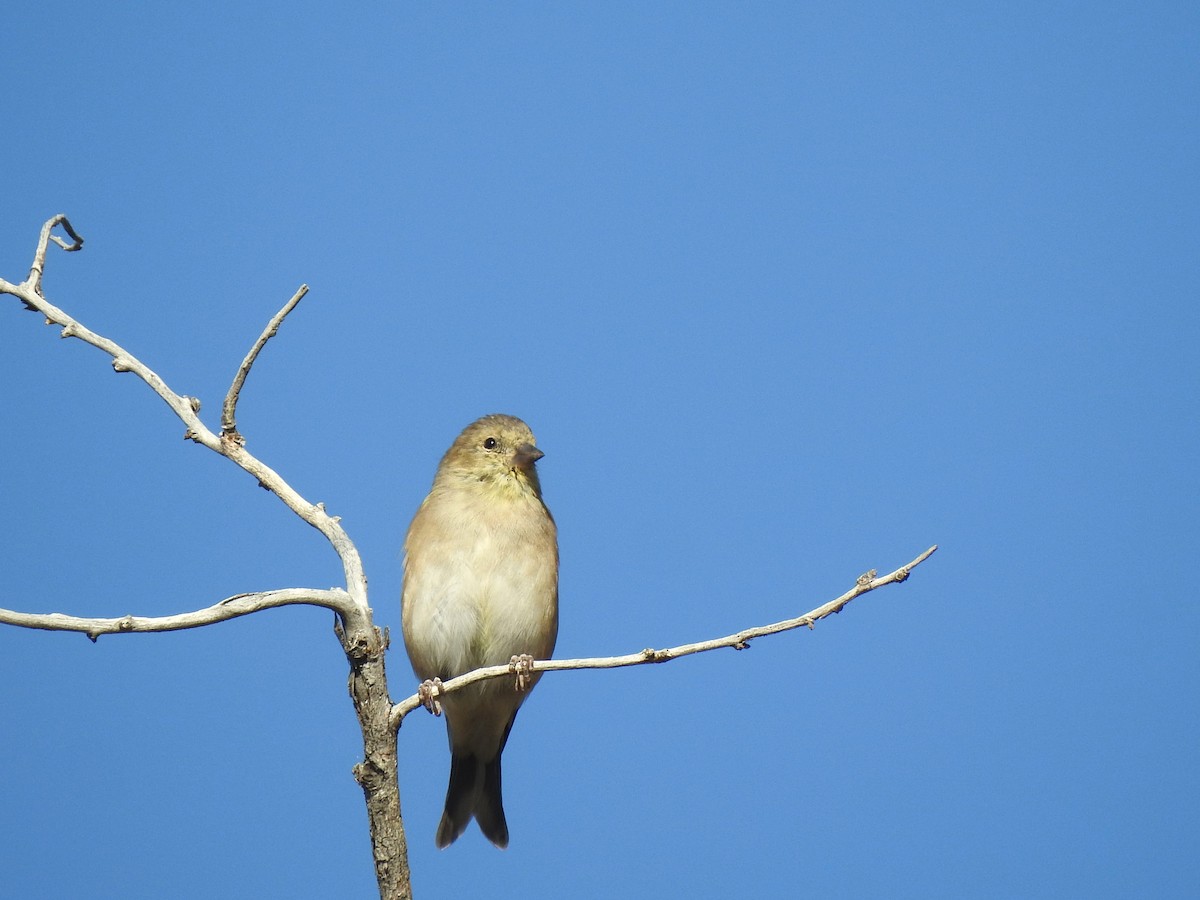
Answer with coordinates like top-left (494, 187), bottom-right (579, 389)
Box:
top-left (402, 414), bottom-right (559, 848)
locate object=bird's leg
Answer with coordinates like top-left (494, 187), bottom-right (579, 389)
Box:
top-left (509, 653), bottom-right (536, 691)
top-left (418, 678), bottom-right (444, 716)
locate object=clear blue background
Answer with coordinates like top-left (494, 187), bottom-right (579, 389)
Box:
top-left (2, 4), bottom-right (1197, 898)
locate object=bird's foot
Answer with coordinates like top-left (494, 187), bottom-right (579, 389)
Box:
top-left (418, 678), bottom-right (444, 716)
top-left (509, 653), bottom-right (536, 691)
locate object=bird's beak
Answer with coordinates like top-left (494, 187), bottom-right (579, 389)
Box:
top-left (513, 443), bottom-right (544, 470)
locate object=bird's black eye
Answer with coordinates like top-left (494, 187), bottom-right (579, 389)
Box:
top-left (483, 437), bottom-right (498, 450)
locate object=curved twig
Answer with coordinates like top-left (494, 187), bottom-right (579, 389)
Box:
top-left (26, 214), bottom-right (83, 297)
top-left (390, 544), bottom-right (938, 730)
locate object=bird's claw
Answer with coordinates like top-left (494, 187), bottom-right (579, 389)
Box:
top-left (510, 654), bottom-right (536, 692)
top-left (418, 678), bottom-right (444, 716)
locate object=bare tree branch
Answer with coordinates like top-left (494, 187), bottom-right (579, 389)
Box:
top-left (222, 283), bottom-right (309, 442)
top-left (0, 588), bottom-right (355, 641)
top-left (390, 545), bottom-right (938, 729)
top-left (0, 222), bottom-right (368, 615)
top-left (1, 215), bottom-right (410, 900)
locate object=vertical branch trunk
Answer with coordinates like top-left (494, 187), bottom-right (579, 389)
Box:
top-left (342, 615), bottom-right (412, 900)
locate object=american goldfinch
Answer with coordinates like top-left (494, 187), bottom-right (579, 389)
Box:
top-left (402, 414), bottom-right (558, 848)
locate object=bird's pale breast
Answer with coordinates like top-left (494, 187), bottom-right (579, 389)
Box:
top-left (402, 483), bottom-right (558, 683)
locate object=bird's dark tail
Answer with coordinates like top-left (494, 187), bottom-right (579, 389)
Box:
top-left (436, 751), bottom-right (509, 849)
top-left (474, 752), bottom-right (507, 847)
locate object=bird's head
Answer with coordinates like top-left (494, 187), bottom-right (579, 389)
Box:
top-left (435, 413), bottom-right (546, 498)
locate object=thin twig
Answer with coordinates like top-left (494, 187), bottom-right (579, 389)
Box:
top-left (389, 544), bottom-right (938, 730)
top-left (222, 284), bottom-right (309, 442)
top-left (0, 588), bottom-right (356, 642)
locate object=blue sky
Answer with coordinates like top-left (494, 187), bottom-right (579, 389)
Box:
top-left (2, 3), bottom-right (1197, 898)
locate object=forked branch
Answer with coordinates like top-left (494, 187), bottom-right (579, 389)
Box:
top-left (0, 219), bottom-right (367, 617)
top-left (0, 214), bottom-right (408, 899)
